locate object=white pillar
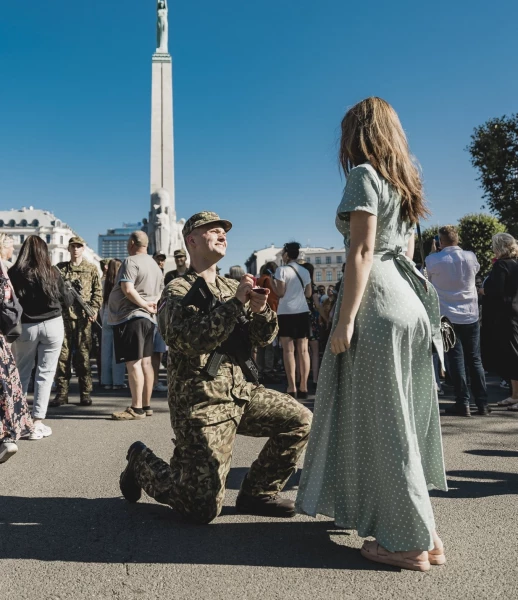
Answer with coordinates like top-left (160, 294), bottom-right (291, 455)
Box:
top-left (150, 53), bottom-right (175, 222)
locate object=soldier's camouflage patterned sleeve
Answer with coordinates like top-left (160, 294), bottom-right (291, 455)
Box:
top-left (247, 306), bottom-right (278, 348)
top-left (89, 268), bottom-right (102, 312)
top-left (168, 292), bottom-right (245, 357)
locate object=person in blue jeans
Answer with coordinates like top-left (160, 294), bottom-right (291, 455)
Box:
top-left (9, 236), bottom-right (74, 439)
top-left (425, 225), bottom-right (488, 416)
top-left (100, 259), bottom-right (126, 390)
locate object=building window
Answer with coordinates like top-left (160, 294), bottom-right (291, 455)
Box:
top-left (336, 255), bottom-right (343, 263)
top-left (20, 235), bottom-right (25, 244)
top-left (305, 257), bottom-right (310, 263)
top-left (315, 257), bottom-right (321, 265)
top-left (316, 270), bottom-right (322, 282)
top-left (46, 234), bottom-right (51, 244)
top-left (326, 256), bottom-right (331, 264)
top-left (326, 270), bottom-right (333, 281)
top-left (59, 252), bottom-right (64, 262)
top-left (60, 236), bottom-right (64, 245)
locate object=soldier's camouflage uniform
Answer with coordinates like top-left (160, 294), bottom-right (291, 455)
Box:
top-left (55, 261), bottom-right (102, 399)
top-left (133, 270), bottom-right (313, 524)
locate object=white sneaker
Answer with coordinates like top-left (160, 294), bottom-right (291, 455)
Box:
top-left (29, 422), bottom-right (53, 441)
top-left (500, 379), bottom-right (510, 389)
top-left (153, 383), bottom-right (168, 392)
top-left (0, 441), bottom-right (18, 463)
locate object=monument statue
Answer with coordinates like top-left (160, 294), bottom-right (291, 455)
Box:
top-left (157, 0), bottom-right (168, 53)
top-left (150, 188), bottom-right (171, 255)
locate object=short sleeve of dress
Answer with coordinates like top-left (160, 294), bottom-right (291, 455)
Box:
top-left (336, 165), bottom-right (380, 222)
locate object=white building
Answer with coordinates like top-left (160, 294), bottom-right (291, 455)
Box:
top-left (0, 207), bottom-right (101, 267)
top-left (244, 244), bottom-right (283, 276)
top-left (273, 246), bottom-right (346, 286)
top-left (245, 243), bottom-right (346, 286)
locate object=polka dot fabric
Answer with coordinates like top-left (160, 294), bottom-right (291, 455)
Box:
top-left (296, 164), bottom-right (448, 553)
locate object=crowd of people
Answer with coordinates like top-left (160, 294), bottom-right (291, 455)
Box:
top-left (1, 96), bottom-right (517, 573)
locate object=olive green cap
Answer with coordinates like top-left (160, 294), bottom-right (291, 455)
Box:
top-left (69, 236), bottom-right (86, 246)
top-left (182, 212), bottom-right (232, 238)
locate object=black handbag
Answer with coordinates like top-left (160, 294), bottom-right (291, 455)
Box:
top-left (0, 274), bottom-right (23, 342)
top-left (416, 223), bottom-right (457, 352)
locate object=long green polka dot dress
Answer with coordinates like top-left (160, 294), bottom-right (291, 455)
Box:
top-left (296, 164), bottom-right (448, 553)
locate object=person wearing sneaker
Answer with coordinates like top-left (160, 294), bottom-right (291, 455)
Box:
top-left (108, 231), bottom-right (163, 421)
top-left (119, 212), bottom-right (312, 523)
top-left (9, 236), bottom-right (75, 439)
top-left (425, 225), bottom-right (489, 417)
top-left (0, 261), bottom-right (34, 462)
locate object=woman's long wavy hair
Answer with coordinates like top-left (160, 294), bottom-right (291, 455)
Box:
top-left (103, 259), bottom-right (122, 306)
top-left (339, 97), bottom-right (428, 223)
top-left (10, 235), bottom-right (59, 298)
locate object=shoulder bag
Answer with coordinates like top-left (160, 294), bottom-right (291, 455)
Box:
top-left (416, 223), bottom-right (456, 352)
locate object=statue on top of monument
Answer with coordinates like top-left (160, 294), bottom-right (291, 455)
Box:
top-left (157, 0), bottom-right (168, 53)
top-left (150, 188), bottom-right (171, 255)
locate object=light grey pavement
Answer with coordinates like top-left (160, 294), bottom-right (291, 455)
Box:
top-left (1, 374), bottom-right (517, 600)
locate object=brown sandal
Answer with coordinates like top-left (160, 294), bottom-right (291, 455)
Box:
top-left (360, 540), bottom-right (431, 572)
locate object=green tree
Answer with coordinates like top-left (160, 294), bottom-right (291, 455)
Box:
top-left (458, 213), bottom-right (506, 276)
top-left (413, 225), bottom-right (439, 265)
top-left (467, 115), bottom-right (518, 236)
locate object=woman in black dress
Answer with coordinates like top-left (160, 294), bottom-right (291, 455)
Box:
top-left (482, 233), bottom-right (518, 409)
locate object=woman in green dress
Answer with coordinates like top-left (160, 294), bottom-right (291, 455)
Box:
top-left (296, 97), bottom-right (448, 572)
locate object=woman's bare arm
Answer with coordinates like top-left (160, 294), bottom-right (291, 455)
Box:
top-left (331, 211), bottom-right (377, 354)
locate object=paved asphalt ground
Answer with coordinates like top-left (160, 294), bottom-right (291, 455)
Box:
top-left (1, 371), bottom-right (517, 600)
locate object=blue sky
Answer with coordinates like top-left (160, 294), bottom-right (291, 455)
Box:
top-left (1, 1), bottom-right (516, 272)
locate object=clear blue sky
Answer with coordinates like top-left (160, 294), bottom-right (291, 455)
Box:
top-left (1, 1), bottom-right (516, 272)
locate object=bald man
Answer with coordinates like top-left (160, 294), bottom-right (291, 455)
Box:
top-left (108, 231), bottom-right (164, 420)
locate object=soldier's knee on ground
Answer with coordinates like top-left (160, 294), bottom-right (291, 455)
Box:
top-left (181, 496), bottom-right (223, 525)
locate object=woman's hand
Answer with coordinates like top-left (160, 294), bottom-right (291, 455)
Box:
top-left (330, 320), bottom-right (355, 355)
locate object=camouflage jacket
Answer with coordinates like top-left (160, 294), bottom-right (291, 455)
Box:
top-left (56, 261), bottom-right (102, 321)
top-left (159, 271), bottom-right (278, 426)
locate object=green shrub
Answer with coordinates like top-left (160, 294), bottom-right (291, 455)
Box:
top-left (458, 213), bottom-right (506, 276)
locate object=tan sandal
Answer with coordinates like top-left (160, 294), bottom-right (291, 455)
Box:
top-left (112, 407), bottom-right (146, 420)
top-left (360, 540), bottom-right (431, 572)
top-left (497, 397), bottom-right (517, 406)
top-left (430, 532), bottom-right (446, 565)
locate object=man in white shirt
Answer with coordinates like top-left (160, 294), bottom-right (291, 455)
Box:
top-left (270, 243), bottom-right (312, 400)
top-left (425, 225), bottom-right (488, 417)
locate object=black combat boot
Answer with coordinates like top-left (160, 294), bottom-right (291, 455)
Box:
top-left (119, 441), bottom-right (147, 503)
top-left (80, 395), bottom-right (92, 406)
top-left (49, 393), bottom-right (68, 407)
top-left (236, 492), bottom-right (295, 518)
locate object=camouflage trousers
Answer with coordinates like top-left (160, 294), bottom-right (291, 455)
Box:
top-left (133, 387), bottom-right (312, 524)
top-left (55, 317), bottom-right (93, 397)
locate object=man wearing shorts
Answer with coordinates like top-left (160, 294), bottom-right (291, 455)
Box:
top-left (108, 231), bottom-right (163, 420)
top-left (270, 242), bottom-right (312, 400)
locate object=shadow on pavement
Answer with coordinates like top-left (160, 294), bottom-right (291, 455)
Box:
top-left (0, 496), bottom-right (390, 571)
top-left (431, 469), bottom-right (518, 499)
top-left (465, 449), bottom-right (518, 458)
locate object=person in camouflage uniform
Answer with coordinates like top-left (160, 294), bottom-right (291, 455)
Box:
top-left (51, 237), bottom-right (102, 407)
top-left (119, 212), bottom-right (312, 524)
top-left (164, 249), bottom-right (188, 285)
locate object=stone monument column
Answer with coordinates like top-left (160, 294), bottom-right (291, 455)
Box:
top-left (149, 0), bottom-right (177, 257)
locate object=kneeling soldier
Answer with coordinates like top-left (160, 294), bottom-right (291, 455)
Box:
top-left (119, 212), bottom-right (312, 523)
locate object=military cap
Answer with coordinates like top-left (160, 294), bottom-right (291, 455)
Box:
top-left (182, 212), bottom-right (232, 238)
top-left (68, 236), bottom-right (86, 246)
top-left (174, 249), bottom-right (187, 258)
top-left (153, 252), bottom-right (167, 260)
